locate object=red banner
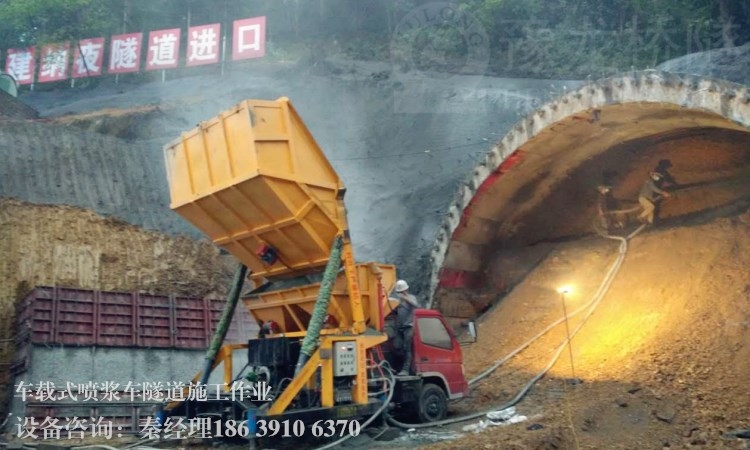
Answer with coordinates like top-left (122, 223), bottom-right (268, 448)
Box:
top-left (186, 23), bottom-right (221, 67)
top-left (38, 43), bottom-right (70, 83)
top-left (232, 16), bottom-right (266, 61)
top-left (109, 32), bottom-right (143, 74)
top-left (146, 28), bottom-right (181, 70)
top-left (72, 38), bottom-right (105, 78)
top-left (3, 15), bottom-right (267, 86)
top-left (5, 47), bottom-right (36, 85)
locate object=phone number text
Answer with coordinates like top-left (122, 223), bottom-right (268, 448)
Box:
top-left (251, 419), bottom-right (361, 438)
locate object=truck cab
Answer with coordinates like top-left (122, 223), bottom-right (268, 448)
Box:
top-left (413, 309), bottom-right (469, 399)
top-left (384, 308), bottom-right (469, 422)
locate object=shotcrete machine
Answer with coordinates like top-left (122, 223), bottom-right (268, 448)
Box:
top-left (161, 98), bottom-right (470, 437)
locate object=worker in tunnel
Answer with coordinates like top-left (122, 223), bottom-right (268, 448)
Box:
top-left (638, 171), bottom-right (671, 225)
top-left (654, 159), bottom-right (679, 189)
top-left (389, 279), bottom-right (420, 376)
top-left (596, 184), bottom-right (618, 233)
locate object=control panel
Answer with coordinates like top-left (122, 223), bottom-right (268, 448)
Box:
top-left (333, 341), bottom-right (357, 376)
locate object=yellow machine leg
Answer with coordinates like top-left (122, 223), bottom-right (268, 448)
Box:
top-left (268, 351), bottom-right (322, 415)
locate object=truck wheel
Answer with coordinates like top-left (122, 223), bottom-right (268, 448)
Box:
top-left (418, 383), bottom-right (447, 423)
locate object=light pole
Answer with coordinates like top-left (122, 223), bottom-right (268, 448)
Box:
top-left (557, 286), bottom-right (575, 379)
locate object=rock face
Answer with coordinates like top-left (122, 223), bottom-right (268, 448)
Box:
top-left (0, 199), bottom-right (233, 307)
top-left (657, 43), bottom-right (750, 85)
top-left (0, 121), bottom-right (185, 234)
top-left (7, 61), bottom-right (573, 297)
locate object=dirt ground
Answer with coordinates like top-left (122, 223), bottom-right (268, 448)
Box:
top-left (0, 198), bottom-right (235, 308)
top-left (419, 210), bottom-right (750, 449)
top-left (2, 192), bottom-right (750, 449)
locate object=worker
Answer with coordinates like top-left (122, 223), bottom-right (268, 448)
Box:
top-left (258, 320), bottom-right (281, 338)
top-left (638, 171), bottom-right (671, 225)
top-left (596, 184), bottom-right (616, 233)
top-left (392, 279), bottom-right (419, 376)
top-left (654, 159), bottom-right (678, 188)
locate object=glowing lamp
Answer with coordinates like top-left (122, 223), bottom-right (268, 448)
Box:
top-left (557, 286), bottom-right (572, 295)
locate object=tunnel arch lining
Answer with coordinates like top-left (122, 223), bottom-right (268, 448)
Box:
top-left (428, 71), bottom-right (750, 312)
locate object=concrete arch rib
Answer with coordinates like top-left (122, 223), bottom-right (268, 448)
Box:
top-left (428, 71), bottom-right (750, 320)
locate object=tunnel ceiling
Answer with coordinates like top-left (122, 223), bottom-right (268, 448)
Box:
top-left (429, 71), bottom-right (750, 317)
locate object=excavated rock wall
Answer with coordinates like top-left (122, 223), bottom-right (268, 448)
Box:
top-left (0, 121), bottom-right (190, 235)
top-left (10, 66), bottom-right (574, 299)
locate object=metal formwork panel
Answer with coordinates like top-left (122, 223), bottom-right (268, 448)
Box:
top-left (173, 296), bottom-right (208, 349)
top-left (54, 287), bottom-right (96, 345)
top-left (17, 287), bottom-right (259, 350)
top-left (136, 294), bottom-right (172, 348)
top-left (97, 291), bottom-right (136, 347)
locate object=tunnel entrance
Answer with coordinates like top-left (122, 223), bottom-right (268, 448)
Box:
top-left (438, 126), bottom-right (750, 324)
top-left (429, 72), bottom-right (750, 326)
top-left (429, 73), bottom-right (750, 446)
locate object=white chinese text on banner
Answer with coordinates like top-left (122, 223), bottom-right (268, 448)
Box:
top-left (5, 47), bottom-right (36, 85)
top-left (232, 16), bottom-right (266, 61)
top-left (146, 28), bottom-right (181, 70)
top-left (186, 23), bottom-right (221, 67)
top-left (109, 32), bottom-right (143, 74)
top-left (38, 43), bottom-right (70, 83)
top-left (73, 38), bottom-right (105, 78)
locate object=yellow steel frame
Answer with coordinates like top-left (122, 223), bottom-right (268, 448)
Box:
top-left (268, 334), bottom-right (387, 415)
top-left (337, 201), bottom-right (366, 334)
top-left (165, 98), bottom-right (396, 419)
top-left (170, 198), bottom-right (387, 416)
top-left (267, 206), bottom-right (385, 415)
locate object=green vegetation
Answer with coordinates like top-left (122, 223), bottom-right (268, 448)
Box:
top-left (0, 0), bottom-right (747, 78)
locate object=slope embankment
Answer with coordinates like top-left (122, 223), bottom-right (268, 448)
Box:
top-left (0, 198), bottom-right (235, 416)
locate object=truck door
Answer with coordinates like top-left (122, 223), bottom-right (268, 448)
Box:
top-left (412, 313), bottom-right (467, 397)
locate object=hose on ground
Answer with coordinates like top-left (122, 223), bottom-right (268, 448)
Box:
top-left (388, 225), bottom-right (645, 429)
top-left (311, 363), bottom-right (396, 450)
top-left (470, 225), bottom-right (641, 386)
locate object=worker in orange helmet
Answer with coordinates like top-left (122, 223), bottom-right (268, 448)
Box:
top-left (638, 171), bottom-right (671, 225)
top-left (392, 279), bottom-right (419, 376)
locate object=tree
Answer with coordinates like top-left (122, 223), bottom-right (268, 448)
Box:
top-left (0, 0), bottom-right (121, 47)
top-left (716, 0), bottom-right (736, 47)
